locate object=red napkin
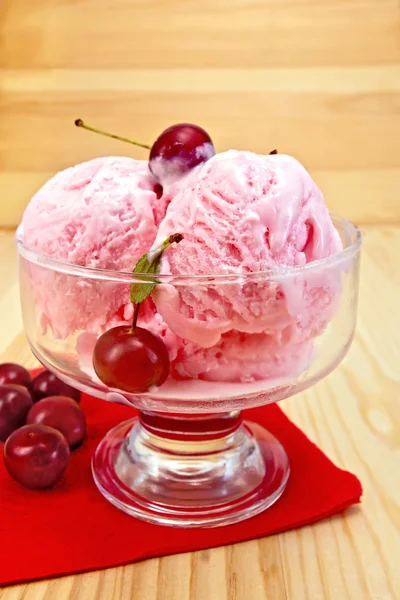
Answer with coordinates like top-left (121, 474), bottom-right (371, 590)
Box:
top-left (0, 389), bottom-right (362, 586)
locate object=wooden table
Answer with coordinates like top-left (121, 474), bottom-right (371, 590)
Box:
top-left (1, 0), bottom-right (399, 598)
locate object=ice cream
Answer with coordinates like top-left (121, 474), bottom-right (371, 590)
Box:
top-left (20, 156), bottom-right (165, 338)
top-left (19, 148), bottom-right (343, 387)
top-left (151, 151), bottom-right (342, 382)
top-left (22, 156), bottom-right (167, 270)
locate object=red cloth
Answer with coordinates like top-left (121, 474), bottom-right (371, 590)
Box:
top-left (0, 389), bottom-right (362, 586)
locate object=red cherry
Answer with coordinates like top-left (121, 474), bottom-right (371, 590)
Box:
top-left (27, 396), bottom-right (86, 449)
top-left (4, 424), bottom-right (69, 489)
top-left (75, 119), bottom-right (215, 186)
top-left (0, 384), bottom-right (33, 442)
top-left (93, 326), bottom-right (170, 393)
top-left (0, 363), bottom-right (32, 391)
top-left (149, 123), bottom-right (215, 185)
top-left (32, 370), bottom-right (80, 403)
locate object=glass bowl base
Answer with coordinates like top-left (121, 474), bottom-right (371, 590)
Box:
top-left (92, 415), bottom-right (290, 528)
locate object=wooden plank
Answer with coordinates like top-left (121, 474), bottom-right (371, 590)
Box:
top-left (1, 1), bottom-right (399, 68)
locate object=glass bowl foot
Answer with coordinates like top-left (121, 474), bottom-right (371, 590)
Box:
top-left (92, 412), bottom-right (290, 528)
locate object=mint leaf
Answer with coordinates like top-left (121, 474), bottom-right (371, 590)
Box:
top-left (130, 234), bottom-right (183, 305)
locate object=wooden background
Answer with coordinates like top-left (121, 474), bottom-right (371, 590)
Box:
top-left (1, 1), bottom-right (400, 599)
top-left (1, 0), bottom-right (400, 227)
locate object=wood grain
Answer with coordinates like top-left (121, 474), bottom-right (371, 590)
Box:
top-left (1, 0), bottom-right (399, 227)
top-left (0, 227), bottom-right (399, 599)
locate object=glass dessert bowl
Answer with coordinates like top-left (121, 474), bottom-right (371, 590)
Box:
top-left (16, 216), bottom-right (361, 528)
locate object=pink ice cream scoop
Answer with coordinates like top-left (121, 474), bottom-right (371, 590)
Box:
top-left (151, 150), bottom-right (343, 382)
top-left (19, 156), bottom-right (164, 338)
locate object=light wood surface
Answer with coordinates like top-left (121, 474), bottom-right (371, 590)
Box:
top-left (1, 0), bottom-right (400, 598)
top-left (0, 227), bottom-right (400, 599)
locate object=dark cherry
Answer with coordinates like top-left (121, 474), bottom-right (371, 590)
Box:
top-left (93, 326), bottom-right (170, 393)
top-left (32, 370), bottom-right (80, 403)
top-left (4, 424), bottom-right (69, 489)
top-left (149, 123), bottom-right (215, 184)
top-left (0, 384), bottom-right (33, 442)
top-left (0, 363), bottom-right (32, 391)
top-left (27, 396), bottom-right (86, 449)
top-left (75, 119), bottom-right (215, 186)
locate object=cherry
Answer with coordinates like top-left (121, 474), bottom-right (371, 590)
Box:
top-left (4, 424), bottom-right (69, 489)
top-left (27, 396), bottom-right (86, 449)
top-left (0, 363), bottom-right (32, 391)
top-left (75, 119), bottom-right (215, 185)
top-left (32, 370), bottom-right (80, 403)
top-left (0, 384), bottom-right (33, 442)
top-left (149, 123), bottom-right (216, 184)
top-left (93, 326), bottom-right (170, 393)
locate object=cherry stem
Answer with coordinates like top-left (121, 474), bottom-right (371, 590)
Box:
top-left (131, 303), bottom-right (141, 333)
top-left (74, 119), bottom-right (151, 150)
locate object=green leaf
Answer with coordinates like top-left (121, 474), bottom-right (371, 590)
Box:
top-left (130, 254), bottom-right (161, 304)
top-left (129, 234), bottom-right (183, 305)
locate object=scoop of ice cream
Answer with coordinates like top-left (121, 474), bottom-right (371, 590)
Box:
top-left (22, 156), bottom-right (166, 268)
top-left (150, 150), bottom-right (342, 381)
top-left (20, 156), bottom-right (164, 337)
top-left (154, 151), bottom-right (341, 273)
